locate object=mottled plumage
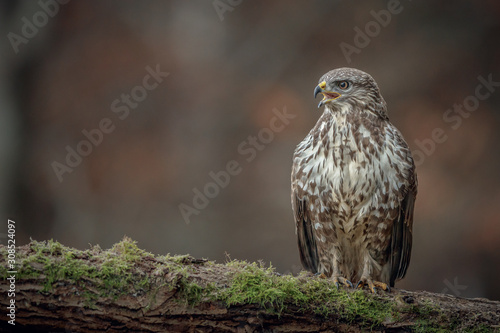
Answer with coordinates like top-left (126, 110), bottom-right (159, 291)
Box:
top-left (291, 68), bottom-right (417, 292)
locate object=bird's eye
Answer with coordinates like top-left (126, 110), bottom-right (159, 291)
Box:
top-left (338, 81), bottom-right (350, 90)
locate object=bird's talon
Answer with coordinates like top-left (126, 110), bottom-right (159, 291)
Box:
top-left (373, 281), bottom-right (389, 292)
top-left (332, 276), bottom-right (353, 289)
top-left (356, 278), bottom-right (390, 293)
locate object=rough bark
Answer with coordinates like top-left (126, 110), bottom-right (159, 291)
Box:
top-left (0, 239), bottom-right (499, 333)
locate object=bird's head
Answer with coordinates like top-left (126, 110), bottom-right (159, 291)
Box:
top-left (314, 67), bottom-right (388, 119)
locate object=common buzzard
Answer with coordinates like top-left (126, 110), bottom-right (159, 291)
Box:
top-left (291, 68), bottom-right (417, 292)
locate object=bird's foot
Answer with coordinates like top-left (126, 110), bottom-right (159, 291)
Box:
top-left (355, 277), bottom-right (390, 293)
top-left (314, 273), bottom-right (353, 289)
top-left (332, 276), bottom-right (353, 289)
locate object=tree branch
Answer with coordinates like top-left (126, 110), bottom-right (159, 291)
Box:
top-left (0, 238), bottom-right (499, 332)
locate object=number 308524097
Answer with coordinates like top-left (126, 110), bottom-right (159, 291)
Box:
top-left (7, 220), bottom-right (16, 266)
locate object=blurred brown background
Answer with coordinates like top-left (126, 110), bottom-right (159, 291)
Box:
top-left (1, 0), bottom-right (499, 300)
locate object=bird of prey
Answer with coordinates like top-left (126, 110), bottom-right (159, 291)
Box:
top-left (291, 68), bottom-right (417, 292)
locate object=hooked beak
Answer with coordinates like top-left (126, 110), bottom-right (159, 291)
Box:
top-left (314, 81), bottom-right (341, 108)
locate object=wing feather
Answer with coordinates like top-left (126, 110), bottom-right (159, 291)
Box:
top-left (292, 192), bottom-right (319, 273)
top-left (389, 176), bottom-right (417, 287)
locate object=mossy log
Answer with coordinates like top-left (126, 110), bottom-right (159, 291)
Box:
top-left (0, 238), bottom-right (499, 333)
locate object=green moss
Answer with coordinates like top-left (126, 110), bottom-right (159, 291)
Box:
top-left (216, 260), bottom-right (393, 328)
top-left (219, 261), bottom-right (305, 313)
top-left (176, 277), bottom-right (207, 305)
top-left (0, 238), bottom-right (153, 303)
top-left (412, 319), bottom-right (446, 333)
top-left (109, 238), bottom-right (153, 261)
